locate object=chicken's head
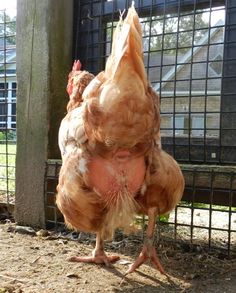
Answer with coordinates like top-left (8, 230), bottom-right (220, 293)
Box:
top-left (67, 60), bottom-right (82, 96)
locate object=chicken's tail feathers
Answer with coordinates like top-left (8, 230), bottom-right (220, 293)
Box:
top-left (105, 5), bottom-right (147, 88)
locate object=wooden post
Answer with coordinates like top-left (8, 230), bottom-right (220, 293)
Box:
top-left (15, 0), bottom-right (73, 227)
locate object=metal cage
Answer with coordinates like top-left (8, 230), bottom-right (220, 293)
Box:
top-left (45, 0), bottom-right (236, 256)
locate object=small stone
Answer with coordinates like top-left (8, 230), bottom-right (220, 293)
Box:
top-left (15, 289), bottom-right (23, 293)
top-left (36, 229), bottom-right (50, 237)
top-left (58, 239), bottom-right (68, 245)
top-left (195, 245), bottom-right (202, 253)
top-left (0, 285), bottom-right (15, 293)
top-left (15, 225), bottom-right (36, 236)
top-left (7, 226), bottom-right (15, 233)
top-left (184, 272), bottom-right (199, 280)
top-left (197, 254), bottom-right (204, 260)
top-left (71, 231), bottom-right (80, 239)
top-left (66, 273), bottom-right (80, 279)
top-left (166, 250), bottom-right (175, 257)
top-left (30, 246), bottom-right (40, 250)
top-left (174, 253), bottom-right (182, 260)
top-left (118, 259), bottom-right (132, 265)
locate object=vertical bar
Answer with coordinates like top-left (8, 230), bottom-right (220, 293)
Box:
top-left (109, 0), bottom-right (115, 57)
top-left (208, 169), bottom-right (215, 250)
top-left (159, 0), bottom-right (168, 152)
top-left (73, 0), bottom-right (81, 60)
top-left (220, 0), bottom-right (236, 163)
top-left (218, 1), bottom-right (227, 164)
top-left (98, 1), bottom-right (103, 70)
top-left (7, 82), bottom-right (12, 129)
top-left (3, 10), bottom-right (9, 205)
top-left (174, 205), bottom-right (178, 241)
top-left (172, 0), bottom-right (181, 159)
top-left (203, 0), bottom-right (212, 163)
top-left (188, 0), bottom-right (197, 162)
top-left (145, 0), bottom-right (154, 78)
top-left (190, 168), bottom-right (197, 244)
top-left (227, 172), bottom-right (233, 256)
top-left (44, 161), bottom-right (49, 226)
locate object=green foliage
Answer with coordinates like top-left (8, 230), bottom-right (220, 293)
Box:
top-left (158, 214), bottom-right (170, 223)
top-left (0, 130), bottom-right (17, 142)
top-left (0, 12), bottom-right (16, 45)
top-left (142, 13), bottom-right (208, 54)
top-left (106, 12), bottom-right (208, 56)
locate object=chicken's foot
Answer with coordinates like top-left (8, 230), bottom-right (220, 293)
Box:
top-left (124, 238), bottom-right (165, 275)
top-left (67, 233), bottom-right (120, 267)
top-left (125, 207), bottom-right (166, 275)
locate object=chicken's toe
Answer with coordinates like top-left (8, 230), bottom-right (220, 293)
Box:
top-left (67, 253), bottom-right (120, 267)
top-left (124, 245), bottom-right (166, 275)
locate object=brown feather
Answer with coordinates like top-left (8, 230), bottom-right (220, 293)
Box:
top-left (56, 152), bottom-right (106, 232)
top-left (56, 5), bottom-right (184, 247)
top-left (136, 149), bottom-right (185, 215)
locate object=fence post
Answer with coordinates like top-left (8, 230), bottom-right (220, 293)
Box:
top-left (15, 0), bottom-right (73, 227)
top-left (220, 0), bottom-right (236, 163)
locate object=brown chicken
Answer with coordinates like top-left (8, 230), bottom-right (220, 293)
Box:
top-left (56, 5), bottom-right (184, 275)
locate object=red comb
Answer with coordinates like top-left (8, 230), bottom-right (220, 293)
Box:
top-left (72, 60), bottom-right (81, 71)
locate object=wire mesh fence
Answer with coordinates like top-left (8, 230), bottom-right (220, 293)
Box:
top-left (0, 9), bottom-right (16, 207)
top-left (43, 0), bottom-right (236, 256)
top-left (75, 0), bottom-right (236, 164)
top-left (45, 161), bottom-right (236, 255)
top-left (161, 166), bottom-right (236, 254)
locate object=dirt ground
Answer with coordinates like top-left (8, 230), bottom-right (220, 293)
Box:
top-left (0, 222), bottom-right (236, 293)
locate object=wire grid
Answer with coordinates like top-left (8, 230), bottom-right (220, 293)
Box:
top-left (159, 166), bottom-right (236, 255)
top-left (0, 9), bottom-right (16, 206)
top-left (50, 0), bottom-right (235, 254)
top-left (74, 0), bottom-right (236, 164)
top-left (44, 161), bottom-right (236, 255)
top-left (45, 161), bottom-right (64, 229)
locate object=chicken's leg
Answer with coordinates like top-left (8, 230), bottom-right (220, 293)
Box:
top-left (125, 207), bottom-right (165, 275)
top-left (68, 232), bottom-right (120, 266)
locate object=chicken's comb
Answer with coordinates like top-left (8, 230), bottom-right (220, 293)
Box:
top-left (72, 60), bottom-right (81, 71)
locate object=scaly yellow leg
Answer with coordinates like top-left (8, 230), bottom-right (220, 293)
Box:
top-left (125, 207), bottom-right (165, 275)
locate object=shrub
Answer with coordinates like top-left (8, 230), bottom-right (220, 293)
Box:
top-left (0, 130), bottom-right (17, 142)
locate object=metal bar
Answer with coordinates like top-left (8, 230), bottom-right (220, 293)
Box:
top-left (227, 172), bottom-right (234, 255)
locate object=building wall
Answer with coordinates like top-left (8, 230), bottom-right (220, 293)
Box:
top-left (160, 95), bottom-right (221, 137)
top-left (160, 28), bottom-right (224, 138)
